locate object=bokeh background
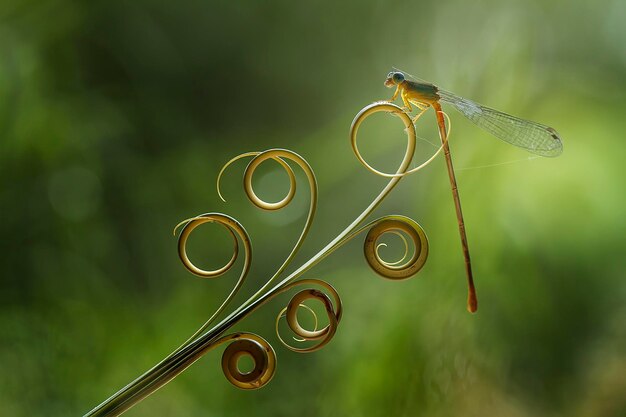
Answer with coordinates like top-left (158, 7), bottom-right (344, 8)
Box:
top-left (2, 0), bottom-right (625, 416)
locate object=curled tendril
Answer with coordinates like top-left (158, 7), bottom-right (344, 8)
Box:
top-left (217, 149), bottom-right (318, 309)
top-left (217, 333), bottom-right (276, 390)
top-left (243, 152), bottom-right (297, 211)
top-left (217, 150), bottom-right (300, 211)
top-left (364, 216), bottom-right (428, 280)
top-left (274, 279), bottom-right (342, 353)
top-left (172, 213), bottom-right (252, 345)
top-left (173, 214), bottom-right (247, 278)
top-left (350, 101), bottom-right (450, 179)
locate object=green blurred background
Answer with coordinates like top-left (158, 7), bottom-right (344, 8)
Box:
top-left (1, 0), bottom-right (625, 415)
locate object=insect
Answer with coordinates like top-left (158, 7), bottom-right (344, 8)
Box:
top-left (384, 70), bottom-right (563, 313)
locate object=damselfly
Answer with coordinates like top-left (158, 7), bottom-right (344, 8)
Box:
top-left (384, 69), bottom-right (563, 312)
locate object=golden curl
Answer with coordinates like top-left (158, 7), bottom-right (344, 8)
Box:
top-left (219, 333), bottom-right (276, 389)
top-left (216, 149), bottom-right (307, 212)
top-left (174, 213), bottom-right (250, 278)
top-left (350, 101), bottom-right (448, 178)
top-left (363, 216), bottom-right (428, 280)
top-left (275, 279), bottom-right (342, 353)
top-left (172, 213), bottom-right (252, 345)
top-left (243, 152), bottom-right (297, 211)
top-left (218, 149), bottom-right (319, 309)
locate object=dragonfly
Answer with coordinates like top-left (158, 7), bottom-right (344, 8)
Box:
top-left (384, 69), bottom-right (563, 313)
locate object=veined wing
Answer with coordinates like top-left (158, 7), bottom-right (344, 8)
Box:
top-left (437, 89), bottom-right (563, 157)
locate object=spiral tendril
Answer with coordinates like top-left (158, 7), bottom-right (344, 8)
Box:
top-left (172, 213), bottom-right (252, 348)
top-left (243, 152), bottom-right (297, 211)
top-left (350, 102), bottom-right (450, 179)
top-left (218, 333), bottom-right (276, 389)
top-left (274, 279), bottom-right (342, 353)
top-left (228, 149), bottom-right (319, 310)
top-left (363, 216), bottom-right (428, 280)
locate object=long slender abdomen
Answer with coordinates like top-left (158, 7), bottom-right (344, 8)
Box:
top-left (432, 102), bottom-right (478, 313)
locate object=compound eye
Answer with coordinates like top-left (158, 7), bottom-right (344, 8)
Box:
top-left (392, 72), bottom-right (405, 83)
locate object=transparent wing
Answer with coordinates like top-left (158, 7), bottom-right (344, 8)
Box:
top-left (438, 89), bottom-right (563, 157)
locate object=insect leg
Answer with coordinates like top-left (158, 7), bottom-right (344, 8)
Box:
top-left (411, 107), bottom-right (428, 124)
top-left (407, 100), bottom-right (430, 123)
top-left (401, 91), bottom-right (413, 112)
top-left (390, 85), bottom-right (400, 101)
